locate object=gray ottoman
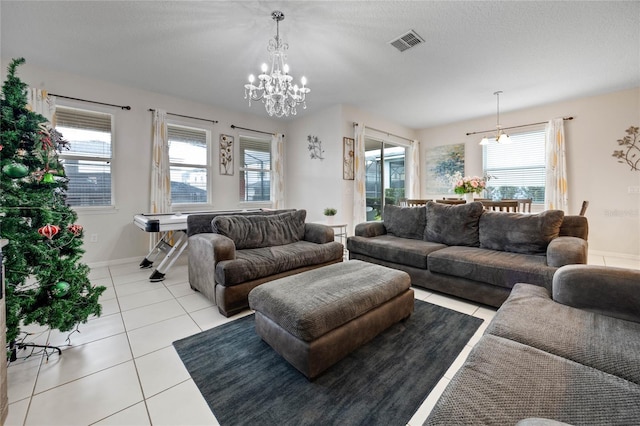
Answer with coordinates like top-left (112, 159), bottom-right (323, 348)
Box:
top-left (248, 260), bottom-right (414, 379)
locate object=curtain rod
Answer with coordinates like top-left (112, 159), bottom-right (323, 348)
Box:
top-left (148, 109), bottom-right (218, 124)
top-left (466, 116), bottom-right (574, 136)
top-left (50, 93), bottom-right (131, 110)
top-left (230, 124), bottom-right (279, 137)
top-left (353, 122), bottom-right (414, 143)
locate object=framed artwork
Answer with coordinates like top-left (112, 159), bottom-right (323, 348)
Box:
top-left (219, 134), bottom-right (234, 175)
top-left (343, 137), bottom-right (354, 180)
top-left (424, 143), bottom-right (464, 194)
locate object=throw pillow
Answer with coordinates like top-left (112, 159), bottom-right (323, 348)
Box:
top-left (479, 209), bottom-right (565, 255)
top-left (212, 210), bottom-right (307, 249)
top-left (424, 201), bottom-right (484, 246)
top-left (383, 204), bottom-right (426, 240)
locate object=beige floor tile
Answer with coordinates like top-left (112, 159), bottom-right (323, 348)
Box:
top-left (5, 397), bottom-right (30, 426)
top-left (443, 344), bottom-right (474, 380)
top-left (25, 361), bottom-right (143, 426)
top-left (122, 299), bottom-right (186, 331)
top-left (423, 293), bottom-right (479, 315)
top-left (412, 287), bottom-right (433, 301)
top-left (189, 306), bottom-right (240, 331)
top-left (94, 297), bottom-right (121, 318)
top-left (127, 314), bottom-right (201, 358)
top-left (407, 376), bottom-right (450, 426)
top-left (146, 380), bottom-right (219, 426)
top-left (113, 279), bottom-right (163, 297)
top-left (88, 266), bottom-right (111, 280)
top-left (111, 269), bottom-right (154, 286)
top-left (604, 256), bottom-right (640, 269)
top-left (166, 281), bottom-right (198, 298)
top-left (177, 293), bottom-right (215, 313)
top-left (472, 306), bottom-right (497, 321)
top-left (47, 312), bottom-right (125, 348)
top-left (135, 346), bottom-right (191, 398)
top-left (34, 333), bottom-right (132, 393)
top-left (93, 402), bottom-right (151, 425)
top-left (7, 356), bottom-right (42, 403)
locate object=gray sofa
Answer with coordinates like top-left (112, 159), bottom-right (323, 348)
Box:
top-left (347, 201), bottom-right (588, 307)
top-left (425, 265), bottom-right (640, 425)
top-left (187, 209), bottom-right (344, 316)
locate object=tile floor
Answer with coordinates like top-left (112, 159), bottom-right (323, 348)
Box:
top-left (5, 252), bottom-right (639, 425)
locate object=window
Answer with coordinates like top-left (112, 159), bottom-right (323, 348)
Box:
top-left (168, 124), bottom-right (209, 205)
top-left (56, 107), bottom-right (113, 207)
top-left (239, 136), bottom-right (271, 202)
top-left (483, 129), bottom-right (546, 203)
top-left (365, 138), bottom-right (407, 220)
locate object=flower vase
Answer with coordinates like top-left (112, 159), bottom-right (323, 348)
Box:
top-left (464, 193), bottom-right (474, 203)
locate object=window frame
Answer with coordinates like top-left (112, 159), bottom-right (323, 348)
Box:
top-left (238, 135), bottom-right (272, 205)
top-left (166, 121), bottom-right (212, 211)
top-left (55, 104), bottom-right (115, 210)
top-left (482, 127), bottom-right (546, 205)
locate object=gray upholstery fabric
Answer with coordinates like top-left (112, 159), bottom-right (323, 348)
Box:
top-left (354, 221), bottom-right (387, 238)
top-left (424, 334), bottom-right (640, 426)
top-left (248, 260), bottom-right (411, 341)
top-left (487, 283), bottom-right (640, 385)
top-left (558, 215), bottom-right (589, 240)
top-left (347, 235), bottom-right (447, 269)
top-left (383, 204), bottom-right (426, 240)
top-left (215, 240), bottom-right (344, 287)
top-left (424, 201), bottom-right (483, 247)
top-left (212, 210), bottom-right (306, 249)
top-left (552, 265), bottom-right (640, 323)
top-left (546, 236), bottom-right (588, 267)
top-left (186, 209), bottom-right (294, 237)
top-left (303, 222), bottom-right (335, 244)
top-left (479, 210), bottom-right (565, 254)
top-left (428, 246), bottom-right (555, 289)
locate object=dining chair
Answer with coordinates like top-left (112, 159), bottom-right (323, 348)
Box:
top-left (406, 199), bottom-right (429, 206)
top-left (398, 198), bottom-right (408, 207)
top-left (579, 200), bottom-right (589, 216)
top-left (502, 198), bottom-right (532, 213)
top-left (481, 200), bottom-right (519, 212)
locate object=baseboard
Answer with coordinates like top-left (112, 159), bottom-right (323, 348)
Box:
top-left (588, 250), bottom-right (640, 261)
top-left (85, 256), bottom-right (142, 269)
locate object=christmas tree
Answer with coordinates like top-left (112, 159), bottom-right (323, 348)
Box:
top-left (1, 58), bottom-right (105, 348)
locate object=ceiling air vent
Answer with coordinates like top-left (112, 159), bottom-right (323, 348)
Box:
top-left (389, 30), bottom-right (424, 52)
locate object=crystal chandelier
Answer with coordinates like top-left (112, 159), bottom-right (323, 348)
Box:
top-left (480, 91), bottom-right (512, 145)
top-left (244, 11), bottom-right (310, 118)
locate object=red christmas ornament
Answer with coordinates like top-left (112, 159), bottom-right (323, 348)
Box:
top-left (38, 224), bottom-right (60, 239)
top-left (67, 224), bottom-right (83, 236)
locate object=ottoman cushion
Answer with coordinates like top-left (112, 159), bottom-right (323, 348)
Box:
top-left (249, 260), bottom-right (411, 341)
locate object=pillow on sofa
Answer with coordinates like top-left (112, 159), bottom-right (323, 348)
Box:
top-left (424, 201), bottom-right (484, 247)
top-left (479, 210), bottom-right (565, 255)
top-left (212, 210), bottom-right (306, 249)
top-left (383, 204), bottom-right (426, 240)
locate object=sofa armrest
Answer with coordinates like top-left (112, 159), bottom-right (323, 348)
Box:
top-left (304, 223), bottom-right (334, 244)
top-left (546, 236), bottom-right (588, 267)
top-left (354, 221), bottom-right (387, 238)
top-left (189, 233), bottom-right (236, 264)
top-left (552, 265), bottom-right (640, 323)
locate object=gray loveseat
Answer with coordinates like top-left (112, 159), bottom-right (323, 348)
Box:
top-left (187, 209), bottom-right (344, 316)
top-left (425, 265), bottom-right (640, 425)
top-left (347, 201), bottom-right (588, 307)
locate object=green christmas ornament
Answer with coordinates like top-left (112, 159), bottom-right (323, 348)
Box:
top-left (3, 162), bottom-right (29, 178)
top-left (53, 281), bottom-right (70, 297)
top-left (42, 172), bottom-right (55, 183)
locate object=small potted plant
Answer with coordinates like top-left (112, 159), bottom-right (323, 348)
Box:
top-left (323, 207), bottom-right (337, 224)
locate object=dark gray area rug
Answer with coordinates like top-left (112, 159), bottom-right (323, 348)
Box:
top-left (173, 299), bottom-right (484, 426)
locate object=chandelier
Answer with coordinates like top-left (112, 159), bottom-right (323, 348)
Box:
top-left (479, 91), bottom-right (512, 145)
top-left (244, 11), bottom-right (310, 118)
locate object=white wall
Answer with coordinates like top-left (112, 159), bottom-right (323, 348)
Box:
top-left (2, 60), bottom-right (285, 265)
top-left (417, 87), bottom-right (640, 257)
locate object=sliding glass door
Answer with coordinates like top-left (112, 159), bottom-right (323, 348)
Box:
top-left (365, 137), bottom-right (406, 220)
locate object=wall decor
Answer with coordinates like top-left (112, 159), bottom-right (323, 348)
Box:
top-left (219, 134), bottom-right (234, 175)
top-left (343, 137), bottom-right (354, 180)
top-left (424, 143), bottom-right (465, 194)
top-left (307, 135), bottom-right (324, 160)
top-left (612, 125), bottom-right (639, 171)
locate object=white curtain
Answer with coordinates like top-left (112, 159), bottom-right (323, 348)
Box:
top-left (409, 139), bottom-right (421, 199)
top-left (26, 88), bottom-right (56, 125)
top-left (544, 118), bottom-right (568, 212)
top-left (352, 123), bottom-right (367, 229)
top-left (149, 109), bottom-right (171, 248)
top-left (270, 133), bottom-right (285, 209)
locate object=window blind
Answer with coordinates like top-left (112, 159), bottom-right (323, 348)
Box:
top-left (56, 107), bottom-right (112, 133)
top-left (483, 129), bottom-right (545, 187)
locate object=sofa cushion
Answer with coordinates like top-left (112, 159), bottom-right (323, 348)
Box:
top-left (428, 246), bottom-right (555, 289)
top-left (424, 201), bottom-right (484, 246)
top-left (479, 210), bottom-right (564, 255)
top-left (347, 235), bottom-right (447, 269)
top-left (383, 204), bottom-right (426, 240)
top-left (212, 210), bottom-right (306, 249)
top-left (215, 240), bottom-right (344, 286)
top-left (486, 283), bottom-right (640, 385)
top-left (424, 334), bottom-right (640, 425)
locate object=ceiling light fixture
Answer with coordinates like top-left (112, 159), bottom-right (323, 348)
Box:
top-left (479, 91), bottom-right (512, 145)
top-left (244, 10), bottom-right (310, 118)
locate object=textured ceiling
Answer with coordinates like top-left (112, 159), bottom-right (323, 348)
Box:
top-left (1, 1), bottom-right (639, 129)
